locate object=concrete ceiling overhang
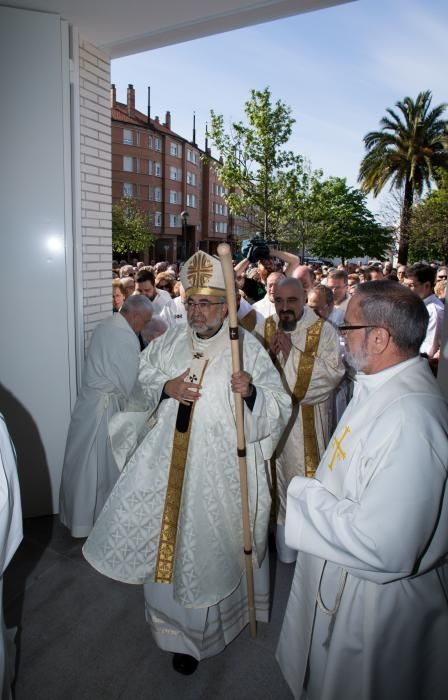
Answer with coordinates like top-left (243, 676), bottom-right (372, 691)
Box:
top-left (3, 0), bottom-right (353, 58)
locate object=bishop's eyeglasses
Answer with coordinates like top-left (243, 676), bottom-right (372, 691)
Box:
top-left (184, 300), bottom-right (225, 311)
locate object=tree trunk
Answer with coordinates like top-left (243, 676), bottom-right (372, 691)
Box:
top-left (397, 178), bottom-right (413, 265)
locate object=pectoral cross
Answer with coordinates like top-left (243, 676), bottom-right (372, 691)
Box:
top-left (328, 425), bottom-right (350, 471)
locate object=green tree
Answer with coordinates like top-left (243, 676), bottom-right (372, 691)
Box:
top-left (276, 163), bottom-right (323, 258)
top-left (112, 198), bottom-right (155, 258)
top-left (208, 87), bottom-right (305, 239)
top-left (358, 90), bottom-right (448, 265)
top-left (306, 177), bottom-right (393, 262)
top-left (409, 170), bottom-right (448, 262)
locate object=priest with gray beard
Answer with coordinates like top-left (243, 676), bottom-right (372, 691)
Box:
top-left (277, 280), bottom-right (448, 700)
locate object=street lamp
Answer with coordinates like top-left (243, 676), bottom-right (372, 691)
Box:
top-left (181, 210), bottom-right (189, 261)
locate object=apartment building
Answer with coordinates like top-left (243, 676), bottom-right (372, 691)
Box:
top-left (111, 83), bottom-right (246, 261)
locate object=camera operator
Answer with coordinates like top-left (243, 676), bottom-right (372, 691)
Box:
top-left (234, 238), bottom-right (300, 303)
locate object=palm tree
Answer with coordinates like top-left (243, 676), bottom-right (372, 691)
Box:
top-left (358, 91), bottom-right (448, 264)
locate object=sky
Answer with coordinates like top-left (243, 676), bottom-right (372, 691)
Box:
top-left (111, 0), bottom-right (448, 217)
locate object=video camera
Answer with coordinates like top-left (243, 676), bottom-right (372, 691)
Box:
top-left (241, 235), bottom-right (277, 264)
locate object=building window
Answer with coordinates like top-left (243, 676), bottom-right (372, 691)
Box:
top-left (154, 161), bottom-right (162, 177)
top-left (170, 142), bottom-right (182, 158)
top-left (214, 184), bottom-right (225, 197)
top-left (214, 202), bottom-right (227, 215)
top-left (169, 190), bottom-right (181, 204)
top-left (169, 214), bottom-right (181, 228)
top-left (169, 166), bottom-right (182, 181)
top-left (187, 149), bottom-right (199, 164)
top-left (187, 193), bottom-right (196, 208)
top-left (186, 171), bottom-right (196, 186)
top-left (148, 160), bottom-right (153, 176)
top-left (214, 221), bottom-right (228, 234)
top-left (123, 156), bottom-right (139, 173)
top-left (123, 129), bottom-right (133, 145)
top-left (123, 156), bottom-right (133, 172)
top-left (123, 182), bottom-right (134, 197)
top-left (148, 135), bottom-right (153, 149)
top-left (154, 211), bottom-right (162, 227)
top-left (153, 187), bottom-right (162, 202)
top-left (154, 137), bottom-right (162, 152)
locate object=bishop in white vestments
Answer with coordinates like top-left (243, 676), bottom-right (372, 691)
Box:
top-left (83, 251), bottom-right (291, 674)
top-left (277, 280), bottom-right (448, 700)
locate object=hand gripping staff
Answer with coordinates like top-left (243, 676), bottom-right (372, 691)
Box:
top-left (217, 242), bottom-right (256, 638)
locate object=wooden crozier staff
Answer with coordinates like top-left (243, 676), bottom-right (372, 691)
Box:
top-left (217, 242), bottom-right (257, 639)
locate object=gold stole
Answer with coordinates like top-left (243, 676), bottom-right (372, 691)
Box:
top-left (239, 309), bottom-right (257, 332)
top-left (263, 315), bottom-right (277, 350)
top-left (154, 359), bottom-right (208, 584)
top-left (292, 318), bottom-right (324, 478)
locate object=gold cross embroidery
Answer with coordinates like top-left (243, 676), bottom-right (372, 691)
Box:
top-left (328, 426), bottom-right (350, 471)
top-left (187, 252), bottom-right (214, 288)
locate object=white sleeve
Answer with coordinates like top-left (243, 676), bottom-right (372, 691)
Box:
top-left (0, 415), bottom-right (23, 574)
top-left (285, 415), bottom-right (447, 583)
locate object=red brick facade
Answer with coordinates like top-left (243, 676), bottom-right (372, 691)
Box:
top-left (111, 83), bottom-right (248, 261)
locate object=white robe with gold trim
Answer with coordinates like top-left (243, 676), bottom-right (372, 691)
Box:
top-left (83, 320), bottom-right (291, 656)
top-left (258, 307), bottom-right (345, 525)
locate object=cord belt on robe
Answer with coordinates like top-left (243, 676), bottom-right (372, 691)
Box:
top-left (154, 358), bottom-right (208, 583)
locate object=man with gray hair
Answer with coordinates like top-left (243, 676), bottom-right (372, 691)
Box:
top-left (59, 295), bottom-right (153, 538)
top-left (141, 315), bottom-right (168, 346)
top-left (277, 280), bottom-right (448, 700)
top-left (253, 270), bottom-right (285, 318)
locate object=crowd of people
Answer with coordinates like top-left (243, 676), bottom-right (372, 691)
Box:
top-left (55, 248), bottom-right (447, 699)
top-left (110, 254), bottom-right (446, 366)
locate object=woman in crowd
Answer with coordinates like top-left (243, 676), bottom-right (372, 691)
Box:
top-left (155, 272), bottom-right (176, 298)
top-left (112, 279), bottom-right (125, 312)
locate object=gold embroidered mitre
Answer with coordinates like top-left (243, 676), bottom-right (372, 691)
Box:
top-left (180, 251), bottom-right (226, 298)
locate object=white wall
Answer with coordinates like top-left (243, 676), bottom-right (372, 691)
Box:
top-left (0, 7), bottom-right (113, 516)
top-left (0, 6), bottom-right (76, 515)
top-left (77, 39), bottom-right (113, 349)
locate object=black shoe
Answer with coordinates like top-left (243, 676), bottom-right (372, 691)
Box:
top-left (172, 653), bottom-right (199, 675)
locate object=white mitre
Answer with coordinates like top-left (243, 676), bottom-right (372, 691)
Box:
top-left (180, 250), bottom-right (226, 298)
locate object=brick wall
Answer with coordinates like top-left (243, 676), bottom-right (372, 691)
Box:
top-left (78, 40), bottom-right (112, 348)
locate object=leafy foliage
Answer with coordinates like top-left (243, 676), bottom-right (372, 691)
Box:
top-left (305, 177), bottom-right (393, 261)
top-left (112, 198), bottom-right (155, 256)
top-left (409, 170), bottom-right (448, 262)
top-left (359, 90), bottom-right (448, 264)
top-left (208, 88), bottom-right (306, 239)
